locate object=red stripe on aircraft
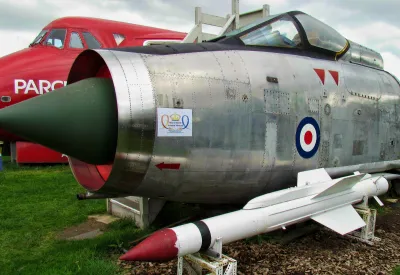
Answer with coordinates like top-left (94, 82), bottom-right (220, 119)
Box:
top-left (329, 70), bottom-right (339, 86)
top-left (313, 69), bottom-right (325, 85)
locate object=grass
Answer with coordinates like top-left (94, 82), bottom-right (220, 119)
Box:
top-left (0, 157), bottom-right (148, 275)
top-left (1, 155), bottom-right (398, 274)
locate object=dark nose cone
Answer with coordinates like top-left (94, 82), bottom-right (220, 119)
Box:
top-left (0, 78), bottom-right (117, 164)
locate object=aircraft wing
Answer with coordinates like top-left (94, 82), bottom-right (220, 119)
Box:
top-left (311, 205), bottom-right (366, 235)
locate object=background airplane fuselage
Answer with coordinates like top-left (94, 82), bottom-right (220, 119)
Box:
top-left (0, 17), bottom-right (186, 142)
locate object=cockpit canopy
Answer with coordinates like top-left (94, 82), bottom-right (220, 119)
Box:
top-left (224, 11), bottom-right (348, 55)
top-left (218, 11), bottom-right (383, 69)
top-left (294, 13), bottom-right (348, 53)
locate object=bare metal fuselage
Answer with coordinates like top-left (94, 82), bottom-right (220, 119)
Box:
top-left (69, 48), bottom-right (400, 204)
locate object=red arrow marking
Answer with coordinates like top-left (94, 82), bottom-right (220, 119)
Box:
top-left (328, 70), bottom-right (339, 86)
top-left (313, 68), bottom-right (325, 85)
top-left (156, 162), bottom-right (181, 170)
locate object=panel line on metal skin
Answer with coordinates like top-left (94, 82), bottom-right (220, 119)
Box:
top-left (110, 50), bottom-right (136, 182)
top-left (141, 56), bottom-right (198, 199)
top-left (141, 73), bottom-right (173, 197)
top-left (93, 50), bottom-right (133, 192)
top-left (160, 74), bottom-right (190, 195)
top-left (219, 52), bottom-right (252, 188)
top-left (117, 52), bottom-right (147, 179)
top-left (236, 52), bottom-right (251, 85)
top-left (106, 50), bottom-right (155, 193)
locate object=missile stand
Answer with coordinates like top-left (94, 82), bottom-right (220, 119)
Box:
top-left (177, 238), bottom-right (237, 275)
top-left (346, 197), bottom-right (380, 245)
top-left (176, 199), bottom-right (379, 275)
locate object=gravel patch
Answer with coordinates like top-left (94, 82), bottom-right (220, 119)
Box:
top-left (119, 204), bottom-right (400, 274)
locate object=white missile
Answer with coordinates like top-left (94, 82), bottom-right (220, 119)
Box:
top-left (120, 169), bottom-right (389, 262)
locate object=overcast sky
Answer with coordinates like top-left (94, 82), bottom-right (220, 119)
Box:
top-left (1, 0), bottom-right (400, 78)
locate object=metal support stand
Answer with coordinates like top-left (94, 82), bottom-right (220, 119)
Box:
top-left (107, 197), bottom-right (165, 229)
top-left (10, 141), bottom-right (16, 163)
top-left (177, 254), bottom-right (237, 275)
top-left (183, 0), bottom-right (270, 43)
top-left (347, 198), bottom-right (380, 245)
top-left (177, 238), bottom-right (237, 275)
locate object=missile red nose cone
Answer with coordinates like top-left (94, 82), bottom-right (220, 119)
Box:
top-left (120, 229), bottom-right (178, 262)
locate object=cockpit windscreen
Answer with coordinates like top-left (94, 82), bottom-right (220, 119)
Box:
top-left (217, 12), bottom-right (349, 55)
top-left (43, 29), bottom-right (67, 49)
top-left (30, 30), bottom-right (48, 46)
top-left (239, 17), bottom-right (300, 48)
top-left (295, 13), bottom-right (348, 53)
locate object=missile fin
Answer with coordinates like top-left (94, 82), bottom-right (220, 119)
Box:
top-left (297, 168), bottom-right (331, 187)
top-left (313, 174), bottom-right (366, 198)
top-left (311, 205), bottom-right (366, 235)
top-left (373, 196), bottom-right (384, 206)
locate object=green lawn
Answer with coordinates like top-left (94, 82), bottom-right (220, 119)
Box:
top-left (0, 158), bottom-right (146, 275)
top-left (1, 156), bottom-right (398, 274)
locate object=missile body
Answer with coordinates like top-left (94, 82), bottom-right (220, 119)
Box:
top-left (121, 171), bottom-right (389, 262)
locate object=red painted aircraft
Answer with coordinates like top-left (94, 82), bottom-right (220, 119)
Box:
top-left (0, 16), bottom-right (186, 163)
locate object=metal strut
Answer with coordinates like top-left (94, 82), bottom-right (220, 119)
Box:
top-left (182, 0), bottom-right (270, 43)
top-left (346, 197), bottom-right (380, 245)
top-left (177, 238), bottom-right (237, 275)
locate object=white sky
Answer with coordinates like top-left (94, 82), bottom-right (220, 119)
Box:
top-left (0, 0), bottom-right (399, 78)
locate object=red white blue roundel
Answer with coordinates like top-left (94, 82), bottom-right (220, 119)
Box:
top-left (296, 117), bottom-right (320, 159)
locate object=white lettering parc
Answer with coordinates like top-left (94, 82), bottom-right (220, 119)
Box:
top-left (14, 79), bottom-right (67, 94)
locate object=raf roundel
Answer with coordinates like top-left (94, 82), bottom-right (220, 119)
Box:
top-left (296, 117), bottom-right (320, 159)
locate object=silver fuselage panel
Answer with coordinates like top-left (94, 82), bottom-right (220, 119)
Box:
top-left (96, 49), bottom-right (400, 204)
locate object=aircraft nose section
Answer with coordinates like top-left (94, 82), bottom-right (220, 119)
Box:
top-left (0, 63), bottom-right (11, 108)
top-left (0, 78), bottom-right (118, 164)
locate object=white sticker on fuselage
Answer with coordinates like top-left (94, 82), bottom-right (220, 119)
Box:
top-left (157, 108), bottom-right (192, 137)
